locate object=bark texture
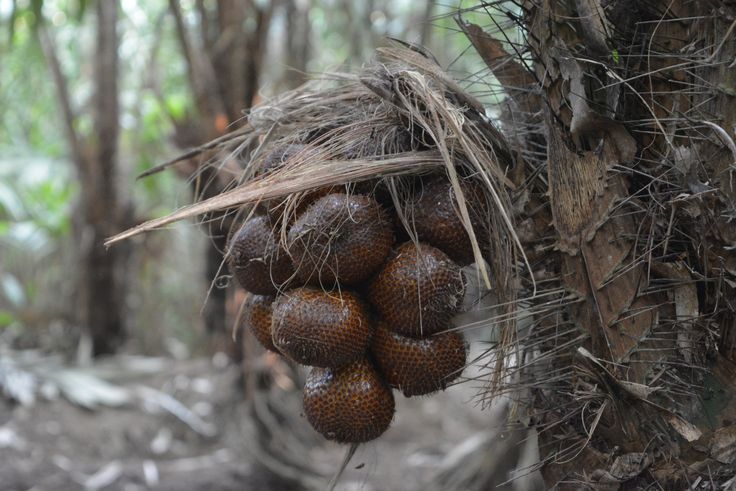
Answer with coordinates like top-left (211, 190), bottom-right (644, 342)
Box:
top-left (467, 0), bottom-right (736, 487)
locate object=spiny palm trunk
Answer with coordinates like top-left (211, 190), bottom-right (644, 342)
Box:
top-left (467, 0), bottom-right (736, 487)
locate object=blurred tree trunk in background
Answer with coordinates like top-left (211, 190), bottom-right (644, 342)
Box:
top-left (40, 1), bottom-right (131, 356)
top-left (283, 0), bottom-right (312, 88)
top-left (168, 0), bottom-right (274, 350)
top-left (343, 0), bottom-right (375, 62)
top-left (418, 0), bottom-right (436, 46)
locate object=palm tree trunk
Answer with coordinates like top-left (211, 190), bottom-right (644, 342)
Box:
top-left (467, 0), bottom-right (736, 487)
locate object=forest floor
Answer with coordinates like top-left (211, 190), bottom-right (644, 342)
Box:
top-left (0, 347), bottom-right (538, 491)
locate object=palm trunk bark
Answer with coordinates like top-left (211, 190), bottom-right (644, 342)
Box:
top-left (528, 0), bottom-right (736, 486)
top-left (467, 0), bottom-right (736, 487)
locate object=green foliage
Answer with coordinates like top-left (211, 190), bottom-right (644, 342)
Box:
top-left (0, 310), bottom-right (16, 328)
top-left (163, 93), bottom-right (188, 122)
top-left (0, 156), bottom-right (74, 248)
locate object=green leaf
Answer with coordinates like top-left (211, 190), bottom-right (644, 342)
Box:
top-left (164, 93), bottom-right (189, 121)
top-left (30, 0), bottom-right (43, 29)
top-left (8, 0), bottom-right (18, 44)
top-left (0, 310), bottom-right (15, 328)
top-left (76, 0), bottom-right (89, 22)
top-left (612, 48), bottom-right (620, 64)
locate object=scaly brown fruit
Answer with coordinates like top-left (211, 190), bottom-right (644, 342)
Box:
top-left (303, 358), bottom-right (395, 443)
top-left (227, 214), bottom-right (295, 295)
top-left (242, 294), bottom-right (278, 352)
top-left (368, 242), bottom-right (465, 338)
top-left (271, 287), bottom-right (372, 368)
top-left (371, 321), bottom-right (466, 396)
top-left (287, 193), bottom-right (394, 288)
top-left (260, 143), bottom-right (309, 175)
top-left (405, 176), bottom-right (489, 265)
top-left (257, 144), bottom-right (334, 223)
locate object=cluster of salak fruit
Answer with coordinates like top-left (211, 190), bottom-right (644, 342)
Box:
top-left (228, 145), bottom-right (487, 444)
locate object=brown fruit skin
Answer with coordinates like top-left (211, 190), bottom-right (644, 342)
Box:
top-left (368, 242), bottom-right (465, 338)
top-left (257, 144), bottom-right (335, 223)
top-left (271, 287), bottom-right (372, 368)
top-left (303, 358), bottom-right (394, 443)
top-left (227, 214), bottom-right (295, 295)
top-left (405, 177), bottom-right (489, 265)
top-left (260, 143), bottom-right (308, 175)
top-left (340, 125), bottom-right (415, 160)
top-left (242, 295), bottom-right (279, 352)
top-left (287, 193), bottom-right (394, 288)
top-left (267, 187), bottom-right (334, 225)
top-left (371, 322), bottom-right (466, 397)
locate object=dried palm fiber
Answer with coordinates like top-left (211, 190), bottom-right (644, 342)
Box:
top-left (429, 1), bottom-right (736, 489)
